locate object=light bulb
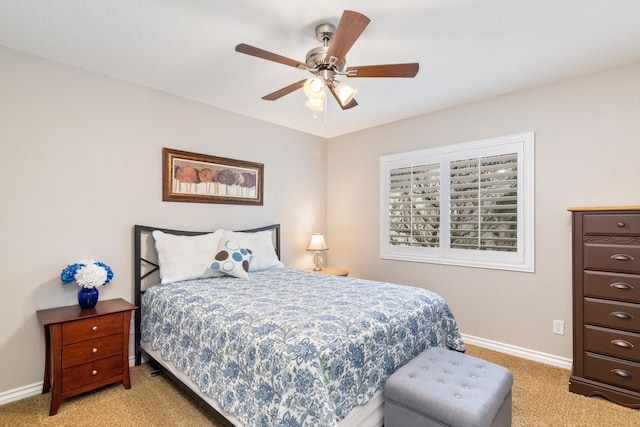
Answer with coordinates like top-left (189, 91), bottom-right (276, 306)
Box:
top-left (304, 78), bottom-right (325, 98)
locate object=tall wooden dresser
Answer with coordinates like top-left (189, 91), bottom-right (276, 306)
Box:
top-left (569, 206), bottom-right (640, 408)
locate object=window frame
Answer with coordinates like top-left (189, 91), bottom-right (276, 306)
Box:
top-left (380, 132), bottom-right (535, 272)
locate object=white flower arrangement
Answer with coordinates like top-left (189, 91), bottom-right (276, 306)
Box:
top-left (60, 259), bottom-right (114, 288)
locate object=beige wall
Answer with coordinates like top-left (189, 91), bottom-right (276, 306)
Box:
top-left (326, 60), bottom-right (640, 360)
top-left (0, 46), bottom-right (326, 392)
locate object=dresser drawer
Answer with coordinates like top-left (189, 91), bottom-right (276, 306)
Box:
top-left (585, 352), bottom-right (640, 393)
top-left (62, 334), bottom-right (123, 368)
top-left (584, 271), bottom-right (640, 304)
top-left (61, 354), bottom-right (123, 393)
top-left (62, 313), bottom-right (123, 345)
top-left (584, 243), bottom-right (640, 274)
top-left (584, 298), bottom-right (640, 333)
top-left (584, 214), bottom-right (640, 236)
top-left (584, 325), bottom-right (640, 363)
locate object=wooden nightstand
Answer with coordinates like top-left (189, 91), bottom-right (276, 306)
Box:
top-left (36, 298), bottom-right (137, 415)
top-left (307, 267), bottom-right (349, 277)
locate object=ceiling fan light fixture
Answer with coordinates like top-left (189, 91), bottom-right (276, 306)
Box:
top-left (333, 81), bottom-right (357, 107)
top-left (303, 77), bottom-right (325, 98)
top-left (305, 96), bottom-right (324, 112)
top-left (235, 11), bottom-right (419, 111)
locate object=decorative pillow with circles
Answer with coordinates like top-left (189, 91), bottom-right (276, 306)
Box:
top-left (211, 239), bottom-right (254, 278)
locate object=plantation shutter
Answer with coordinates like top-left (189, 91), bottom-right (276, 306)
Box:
top-left (449, 153), bottom-right (518, 252)
top-left (388, 163), bottom-right (440, 247)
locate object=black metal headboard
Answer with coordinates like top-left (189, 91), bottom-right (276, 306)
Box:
top-left (132, 223), bottom-right (281, 365)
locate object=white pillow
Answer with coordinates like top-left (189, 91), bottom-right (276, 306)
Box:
top-left (152, 230), bottom-right (224, 284)
top-left (211, 239), bottom-right (253, 279)
top-left (222, 229), bottom-right (284, 271)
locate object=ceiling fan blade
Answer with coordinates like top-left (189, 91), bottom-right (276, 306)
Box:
top-left (324, 10), bottom-right (370, 65)
top-left (235, 43), bottom-right (308, 70)
top-left (346, 63), bottom-right (419, 78)
top-left (327, 85), bottom-right (358, 110)
top-left (262, 79), bottom-right (307, 101)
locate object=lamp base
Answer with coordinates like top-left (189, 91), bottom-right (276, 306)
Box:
top-left (313, 252), bottom-right (323, 271)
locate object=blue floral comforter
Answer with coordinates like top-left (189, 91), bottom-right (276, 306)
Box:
top-left (142, 268), bottom-right (464, 426)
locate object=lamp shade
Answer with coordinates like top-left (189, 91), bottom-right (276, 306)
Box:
top-left (305, 97), bottom-right (324, 112)
top-left (333, 81), bottom-right (357, 106)
top-left (307, 233), bottom-right (328, 251)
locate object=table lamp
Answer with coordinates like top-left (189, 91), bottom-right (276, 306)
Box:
top-left (307, 233), bottom-right (328, 271)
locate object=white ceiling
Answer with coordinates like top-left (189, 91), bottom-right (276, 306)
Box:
top-left (1, 0), bottom-right (640, 138)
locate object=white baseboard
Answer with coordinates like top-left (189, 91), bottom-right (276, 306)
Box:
top-left (462, 333), bottom-right (573, 370)
top-left (0, 381), bottom-right (43, 405)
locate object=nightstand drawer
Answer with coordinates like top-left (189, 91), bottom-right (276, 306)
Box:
top-left (61, 354), bottom-right (123, 393)
top-left (62, 334), bottom-right (123, 368)
top-left (62, 313), bottom-right (123, 345)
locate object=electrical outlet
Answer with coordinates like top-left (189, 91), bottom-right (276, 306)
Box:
top-left (553, 320), bottom-right (565, 335)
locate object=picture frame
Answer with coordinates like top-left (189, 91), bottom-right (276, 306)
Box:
top-left (162, 148), bottom-right (264, 205)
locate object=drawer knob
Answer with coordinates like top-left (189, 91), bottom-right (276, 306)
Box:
top-left (91, 370), bottom-right (98, 376)
top-left (617, 222), bottom-right (626, 228)
top-left (610, 282), bottom-right (633, 291)
top-left (611, 254), bottom-right (633, 262)
top-left (611, 311), bottom-right (633, 320)
top-left (92, 325), bottom-right (98, 331)
top-left (92, 348), bottom-right (98, 354)
top-left (611, 339), bottom-right (634, 349)
top-left (611, 368), bottom-right (633, 379)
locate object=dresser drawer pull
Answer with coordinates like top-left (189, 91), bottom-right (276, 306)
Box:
top-left (91, 370), bottom-right (98, 376)
top-left (611, 368), bottom-right (633, 379)
top-left (611, 339), bottom-right (634, 349)
top-left (611, 254), bottom-right (634, 262)
top-left (92, 325), bottom-right (98, 331)
top-left (92, 348), bottom-right (98, 354)
top-left (611, 282), bottom-right (633, 291)
top-left (611, 311), bottom-right (633, 320)
top-left (618, 222), bottom-right (626, 228)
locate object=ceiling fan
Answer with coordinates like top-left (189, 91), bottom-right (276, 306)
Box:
top-left (235, 10), bottom-right (419, 111)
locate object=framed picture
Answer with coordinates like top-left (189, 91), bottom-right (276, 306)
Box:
top-left (163, 148), bottom-right (263, 205)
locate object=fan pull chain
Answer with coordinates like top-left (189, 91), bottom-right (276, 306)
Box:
top-left (324, 95), bottom-right (328, 132)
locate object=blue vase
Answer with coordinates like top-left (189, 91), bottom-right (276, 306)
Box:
top-left (78, 287), bottom-right (99, 309)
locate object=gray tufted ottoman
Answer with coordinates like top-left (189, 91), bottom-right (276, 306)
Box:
top-left (384, 347), bottom-right (513, 427)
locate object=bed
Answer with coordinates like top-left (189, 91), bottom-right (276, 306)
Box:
top-left (134, 224), bottom-right (465, 427)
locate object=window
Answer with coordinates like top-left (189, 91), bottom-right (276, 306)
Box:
top-left (380, 132), bottom-right (534, 272)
